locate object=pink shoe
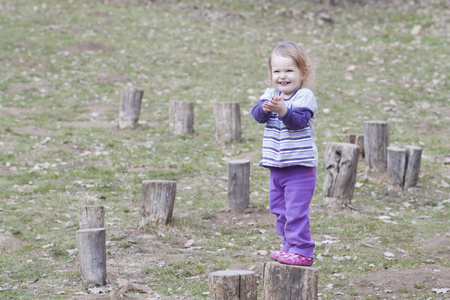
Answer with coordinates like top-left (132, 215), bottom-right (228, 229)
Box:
top-left (278, 253), bottom-right (314, 266)
top-left (269, 251), bottom-right (287, 261)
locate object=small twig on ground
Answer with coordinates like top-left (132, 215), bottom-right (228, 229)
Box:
top-left (250, 177), bottom-right (269, 192)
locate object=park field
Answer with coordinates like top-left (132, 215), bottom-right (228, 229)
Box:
top-left (0, 0), bottom-right (449, 299)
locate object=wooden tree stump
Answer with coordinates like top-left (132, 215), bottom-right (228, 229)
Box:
top-left (139, 180), bottom-right (177, 227)
top-left (404, 145), bottom-right (422, 190)
top-left (213, 102), bottom-right (242, 142)
top-left (119, 87), bottom-right (144, 129)
top-left (227, 159), bottom-right (250, 214)
top-left (76, 228), bottom-right (107, 286)
top-left (169, 100), bottom-right (194, 135)
top-left (364, 121), bottom-right (389, 173)
top-left (387, 146), bottom-right (407, 192)
top-left (262, 261), bottom-right (318, 300)
top-left (323, 142), bottom-right (360, 207)
top-left (342, 134), bottom-right (364, 159)
top-left (79, 206), bottom-right (105, 229)
top-left (208, 270), bottom-right (257, 300)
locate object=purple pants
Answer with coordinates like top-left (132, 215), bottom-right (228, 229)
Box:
top-left (269, 166), bottom-right (316, 258)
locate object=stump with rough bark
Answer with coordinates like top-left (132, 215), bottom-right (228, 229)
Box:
top-left (387, 146), bottom-right (407, 192)
top-left (119, 87), bottom-right (144, 129)
top-left (404, 145), bottom-right (422, 190)
top-left (169, 100), bottom-right (194, 135)
top-left (342, 133), bottom-right (364, 159)
top-left (364, 121), bottom-right (389, 173)
top-left (323, 142), bottom-right (360, 207)
top-left (139, 180), bottom-right (177, 227)
top-left (76, 228), bottom-right (107, 286)
top-left (213, 102), bottom-right (242, 142)
top-left (208, 270), bottom-right (257, 300)
top-left (79, 206), bottom-right (105, 229)
top-left (227, 159), bottom-right (250, 214)
top-left (262, 261), bottom-right (318, 300)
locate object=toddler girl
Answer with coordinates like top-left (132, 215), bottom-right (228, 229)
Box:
top-left (251, 41), bottom-right (318, 266)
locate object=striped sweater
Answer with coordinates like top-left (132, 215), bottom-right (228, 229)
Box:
top-left (251, 88), bottom-right (318, 168)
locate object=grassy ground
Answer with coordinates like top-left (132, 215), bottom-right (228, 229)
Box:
top-left (0, 0), bottom-right (449, 299)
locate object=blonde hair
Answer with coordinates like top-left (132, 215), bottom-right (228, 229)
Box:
top-left (268, 41), bottom-right (315, 89)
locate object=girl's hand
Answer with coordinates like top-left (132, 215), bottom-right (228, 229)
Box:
top-left (264, 94), bottom-right (287, 117)
top-left (262, 100), bottom-right (271, 112)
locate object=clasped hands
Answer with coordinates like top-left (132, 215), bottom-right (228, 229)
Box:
top-left (262, 94), bottom-right (287, 117)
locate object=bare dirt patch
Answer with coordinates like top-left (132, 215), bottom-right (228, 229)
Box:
top-left (58, 41), bottom-right (114, 55)
top-left (9, 126), bottom-right (61, 136)
top-left (0, 106), bottom-right (42, 118)
top-left (97, 73), bottom-right (129, 84)
top-left (207, 204), bottom-right (275, 227)
top-left (0, 234), bottom-right (29, 253)
top-left (59, 121), bottom-right (117, 129)
top-left (350, 265), bottom-right (450, 298)
top-left (7, 80), bottom-right (52, 94)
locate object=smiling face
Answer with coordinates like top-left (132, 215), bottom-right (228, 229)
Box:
top-left (270, 54), bottom-right (304, 98)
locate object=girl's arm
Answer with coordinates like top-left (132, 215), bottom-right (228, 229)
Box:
top-left (251, 99), bottom-right (271, 123)
top-left (280, 107), bottom-right (314, 130)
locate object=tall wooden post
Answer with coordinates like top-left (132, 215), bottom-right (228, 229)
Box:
top-left (213, 102), bottom-right (242, 142)
top-left (323, 142), bottom-right (360, 207)
top-left (342, 134), bottom-right (364, 159)
top-left (364, 121), bottom-right (389, 173)
top-left (139, 180), bottom-right (177, 227)
top-left (79, 206), bottom-right (105, 229)
top-left (387, 146), bottom-right (407, 192)
top-left (262, 262), bottom-right (318, 300)
top-left (209, 270), bottom-right (257, 300)
top-left (76, 228), bottom-right (107, 286)
top-left (227, 159), bottom-right (250, 214)
top-left (119, 87), bottom-right (144, 129)
top-left (169, 100), bottom-right (194, 135)
top-left (404, 145), bottom-right (422, 190)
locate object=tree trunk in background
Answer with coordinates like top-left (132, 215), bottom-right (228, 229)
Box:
top-left (364, 121), bottom-right (389, 174)
top-left (169, 100), bottom-right (194, 135)
top-left (76, 228), bottom-right (107, 286)
top-left (79, 205), bottom-right (105, 229)
top-left (119, 87), bottom-right (144, 129)
top-left (227, 159), bottom-right (250, 214)
top-left (213, 102), bottom-right (242, 142)
top-left (323, 142), bottom-right (360, 207)
top-left (139, 180), bottom-right (177, 227)
top-left (404, 145), bottom-right (422, 190)
top-left (262, 262), bottom-right (318, 300)
top-left (209, 270), bottom-right (257, 300)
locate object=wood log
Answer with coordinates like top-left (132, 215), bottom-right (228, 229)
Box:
top-left (213, 102), bottom-right (242, 142)
top-left (227, 159), bottom-right (250, 214)
top-left (208, 270), bottom-right (257, 300)
top-left (262, 261), bottom-right (318, 300)
top-left (387, 146), bottom-right (406, 192)
top-left (323, 142), bottom-right (360, 207)
top-left (364, 121), bottom-right (389, 173)
top-left (76, 228), bottom-right (107, 286)
top-left (404, 145), bottom-right (422, 190)
top-left (169, 100), bottom-right (194, 135)
top-left (139, 180), bottom-right (177, 227)
top-left (342, 134), bottom-right (364, 159)
top-left (79, 206), bottom-right (105, 229)
top-left (119, 87), bottom-right (144, 129)
top-left (341, 133), bottom-right (357, 144)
